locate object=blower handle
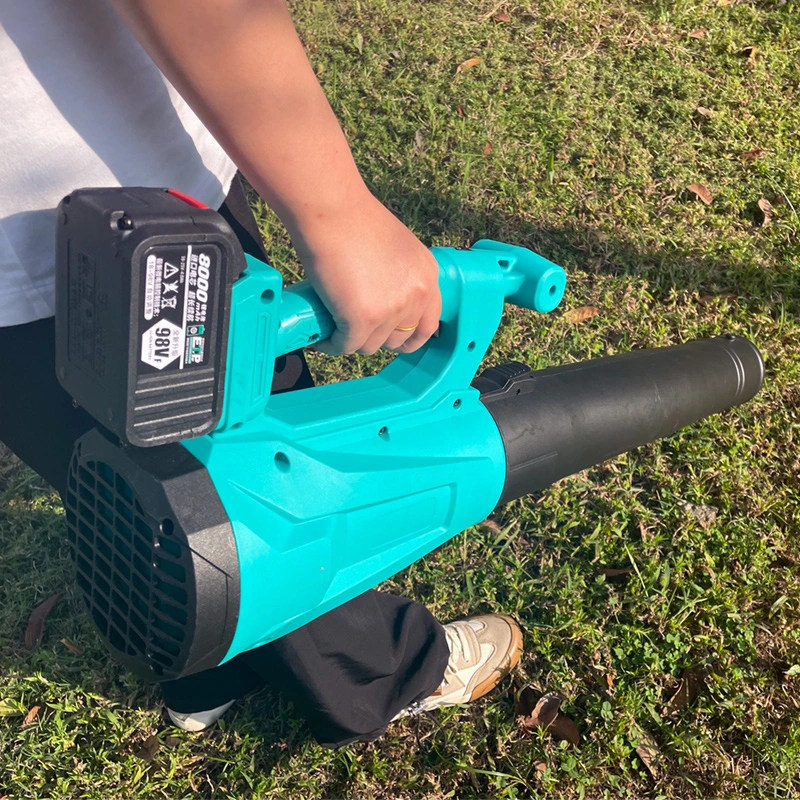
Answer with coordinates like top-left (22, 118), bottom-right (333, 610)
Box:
top-left (273, 240), bottom-right (566, 356)
top-left (218, 240), bottom-right (565, 431)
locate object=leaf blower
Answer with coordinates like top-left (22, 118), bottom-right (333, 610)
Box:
top-left (54, 187), bottom-right (764, 682)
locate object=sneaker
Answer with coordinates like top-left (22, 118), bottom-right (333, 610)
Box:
top-left (396, 614), bottom-right (523, 718)
top-left (166, 700), bottom-right (235, 732)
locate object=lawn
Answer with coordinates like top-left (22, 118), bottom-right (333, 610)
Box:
top-left (2, 0), bottom-right (800, 797)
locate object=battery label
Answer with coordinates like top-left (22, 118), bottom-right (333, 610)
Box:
top-left (138, 244), bottom-right (218, 373)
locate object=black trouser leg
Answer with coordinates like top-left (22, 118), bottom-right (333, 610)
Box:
top-left (161, 588), bottom-right (449, 747)
top-left (0, 176), bottom-right (448, 748)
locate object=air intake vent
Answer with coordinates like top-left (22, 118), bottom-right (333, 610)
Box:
top-left (65, 457), bottom-right (192, 677)
top-left (64, 428), bottom-right (239, 682)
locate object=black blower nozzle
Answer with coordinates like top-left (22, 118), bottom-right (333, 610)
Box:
top-left (476, 335), bottom-right (765, 504)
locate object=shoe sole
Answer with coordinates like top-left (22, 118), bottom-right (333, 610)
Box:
top-left (467, 614), bottom-right (524, 703)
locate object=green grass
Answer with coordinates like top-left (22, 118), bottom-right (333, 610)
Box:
top-left (3, 0), bottom-right (800, 797)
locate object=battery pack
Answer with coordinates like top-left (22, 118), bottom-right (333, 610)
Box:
top-left (55, 187), bottom-right (244, 447)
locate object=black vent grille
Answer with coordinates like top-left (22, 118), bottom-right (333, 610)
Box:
top-left (65, 457), bottom-right (192, 677)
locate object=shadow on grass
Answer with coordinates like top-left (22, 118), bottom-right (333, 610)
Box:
top-left (371, 183), bottom-right (799, 312)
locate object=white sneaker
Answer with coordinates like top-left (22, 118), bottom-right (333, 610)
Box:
top-left (166, 700), bottom-right (235, 732)
top-left (396, 614), bottom-right (523, 719)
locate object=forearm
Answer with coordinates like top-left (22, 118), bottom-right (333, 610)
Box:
top-left (110, 0), bottom-right (369, 241)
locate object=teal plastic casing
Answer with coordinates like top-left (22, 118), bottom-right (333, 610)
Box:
top-left (181, 240), bottom-right (566, 662)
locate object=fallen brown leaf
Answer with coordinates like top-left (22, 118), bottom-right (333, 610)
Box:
top-left (480, 517), bottom-right (503, 535)
top-left (515, 685), bottom-right (538, 717)
top-left (758, 196), bottom-right (774, 226)
top-left (483, 141), bottom-right (493, 156)
top-left (493, 12), bottom-right (512, 22)
top-left (634, 731), bottom-right (663, 779)
top-left (456, 57), bottom-right (482, 74)
top-left (60, 638), bottom-right (83, 656)
top-left (695, 106), bottom-right (715, 118)
top-left (687, 183), bottom-right (713, 205)
top-left (697, 292), bottom-right (737, 306)
top-left (678, 499), bottom-right (718, 529)
top-left (739, 147), bottom-right (764, 162)
top-left (664, 668), bottom-right (704, 715)
top-left (25, 593), bottom-right (62, 650)
top-left (639, 520), bottom-right (651, 541)
top-left (563, 306), bottom-right (600, 324)
top-left (134, 734), bottom-right (160, 761)
top-left (457, 104), bottom-right (465, 118)
top-left (22, 705), bottom-right (41, 726)
top-left (606, 673), bottom-right (615, 691)
top-left (741, 45), bottom-right (759, 61)
top-left (549, 715), bottom-right (580, 746)
top-left (519, 692), bottom-right (563, 733)
top-left (533, 760), bottom-right (548, 777)
top-left (688, 28), bottom-right (708, 39)
top-left (599, 567), bottom-right (633, 578)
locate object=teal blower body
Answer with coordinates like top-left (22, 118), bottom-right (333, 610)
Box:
top-left (55, 188), bottom-right (764, 681)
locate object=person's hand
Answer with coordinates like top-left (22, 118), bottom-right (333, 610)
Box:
top-left (292, 192), bottom-right (441, 355)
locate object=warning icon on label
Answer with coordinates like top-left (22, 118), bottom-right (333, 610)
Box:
top-left (141, 320), bottom-right (182, 370)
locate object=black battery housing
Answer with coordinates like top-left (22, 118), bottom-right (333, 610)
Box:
top-left (55, 187), bottom-right (244, 447)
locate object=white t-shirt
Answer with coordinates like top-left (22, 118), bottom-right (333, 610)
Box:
top-left (0, 0), bottom-right (237, 327)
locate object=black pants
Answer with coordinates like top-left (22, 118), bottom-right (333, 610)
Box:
top-left (0, 178), bottom-right (448, 748)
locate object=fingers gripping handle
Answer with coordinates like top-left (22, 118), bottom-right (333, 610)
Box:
top-left (218, 241), bottom-right (565, 432)
top-left (275, 240), bottom-right (566, 356)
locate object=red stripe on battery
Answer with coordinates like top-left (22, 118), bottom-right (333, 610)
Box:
top-left (166, 188), bottom-right (209, 209)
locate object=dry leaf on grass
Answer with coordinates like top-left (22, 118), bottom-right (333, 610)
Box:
top-left (741, 45), bottom-right (759, 63)
top-left (457, 104), bottom-right (465, 118)
top-left (549, 715), bottom-right (580, 745)
top-left (758, 197), bottom-right (774, 226)
top-left (695, 106), bottom-right (715, 118)
top-left (493, 12), bottom-right (512, 22)
top-left (688, 28), bottom-right (708, 38)
top-left (517, 690), bottom-right (581, 746)
top-left (479, 517), bottom-right (503, 535)
top-left (134, 734), bottom-right (160, 761)
top-left (639, 520), bottom-right (651, 541)
top-left (677, 499), bottom-right (718, 529)
top-left (519, 692), bottom-right (563, 732)
top-left (739, 147), bottom-right (764, 162)
top-left (456, 57), bottom-right (482, 74)
top-left (664, 668), bottom-right (704, 715)
top-left (60, 638), bottom-right (83, 656)
top-left (483, 141), bottom-right (493, 156)
top-left (22, 705), bottom-right (41, 726)
top-left (697, 293), bottom-right (737, 306)
top-left (599, 567), bottom-right (633, 578)
top-left (562, 306), bottom-right (600, 324)
top-left (634, 731), bottom-right (663, 779)
top-left (25, 593), bottom-right (62, 650)
top-left (687, 183), bottom-right (713, 205)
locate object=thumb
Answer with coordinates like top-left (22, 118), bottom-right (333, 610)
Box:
top-left (314, 326), bottom-right (351, 356)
